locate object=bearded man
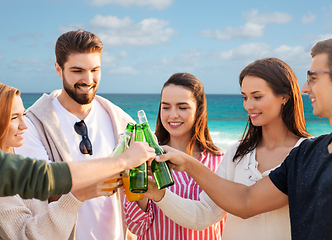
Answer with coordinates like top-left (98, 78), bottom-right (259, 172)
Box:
top-left (15, 30), bottom-right (136, 240)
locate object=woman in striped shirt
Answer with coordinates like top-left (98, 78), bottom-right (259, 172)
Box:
top-left (124, 73), bottom-right (226, 240)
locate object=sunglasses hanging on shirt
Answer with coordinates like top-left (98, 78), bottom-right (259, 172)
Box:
top-left (74, 120), bottom-right (93, 155)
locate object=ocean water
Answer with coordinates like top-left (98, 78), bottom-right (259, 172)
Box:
top-left (21, 93), bottom-right (331, 152)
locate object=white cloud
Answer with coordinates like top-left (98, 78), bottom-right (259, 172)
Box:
top-left (90, 16), bottom-right (178, 46)
top-left (59, 15), bottom-right (177, 46)
top-left (244, 9), bottom-right (293, 25)
top-left (58, 23), bottom-right (85, 33)
top-left (213, 43), bottom-right (271, 60)
top-left (273, 45), bottom-right (307, 62)
top-left (198, 29), bottom-right (214, 38)
top-left (134, 48), bottom-right (202, 75)
top-left (314, 34), bottom-right (332, 42)
top-left (302, 12), bottom-right (316, 24)
top-left (209, 43), bottom-right (309, 70)
top-left (214, 23), bottom-right (264, 40)
top-left (200, 9), bottom-right (293, 41)
top-left (0, 55), bottom-right (3, 61)
top-left (90, 15), bottom-right (132, 28)
top-left (90, 0), bottom-right (173, 10)
top-left (101, 51), bottom-right (129, 69)
top-left (307, 34), bottom-right (332, 52)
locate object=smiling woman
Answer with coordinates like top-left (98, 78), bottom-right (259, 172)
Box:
top-left (0, 84), bottom-right (21, 152)
top-left (0, 82), bottom-right (84, 240)
top-left (124, 72), bottom-right (225, 240)
top-left (2, 94), bottom-right (28, 153)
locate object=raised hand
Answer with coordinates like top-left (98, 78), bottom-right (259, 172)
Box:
top-left (72, 178), bottom-right (122, 201)
top-left (154, 145), bottom-right (194, 172)
top-left (121, 141), bottom-right (156, 170)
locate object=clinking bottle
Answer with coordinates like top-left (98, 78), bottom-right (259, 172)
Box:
top-left (138, 110), bottom-right (174, 189)
top-left (102, 122), bottom-right (135, 192)
top-left (129, 124), bottom-right (148, 193)
top-left (103, 123), bottom-right (144, 201)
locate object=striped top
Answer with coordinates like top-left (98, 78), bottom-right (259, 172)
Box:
top-left (124, 150), bottom-right (225, 240)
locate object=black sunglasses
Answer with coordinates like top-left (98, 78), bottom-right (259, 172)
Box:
top-left (74, 120), bottom-right (93, 155)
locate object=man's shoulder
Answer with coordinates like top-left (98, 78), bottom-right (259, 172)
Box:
top-left (283, 134), bottom-right (332, 166)
top-left (28, 90), bottom-right (60, 112)
top-left (298, 134), bottom-right (331, 150)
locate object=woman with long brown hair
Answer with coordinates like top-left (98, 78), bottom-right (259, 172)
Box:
top-left (124, 73), bottom-right (226, 240)
top-left (145, 58), bottom-right (311, 240)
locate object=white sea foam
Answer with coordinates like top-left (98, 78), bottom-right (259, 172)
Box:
top-left (210, 131), bottom-right (241, 152)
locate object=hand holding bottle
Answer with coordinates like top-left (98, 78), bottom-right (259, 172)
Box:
top-left (154, 145), bottom-right (195, 173)
top-left (143, 178), bottom-right (166, 202)
top-left (120, 141), bottom-right (156, 170)
top-left (72, 179), bottom-right (122, 201)
top-left (138, 110), bottom-right (174, 189)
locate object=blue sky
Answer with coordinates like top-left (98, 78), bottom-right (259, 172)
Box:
top-left (1, 0), bottom-right (332, 94)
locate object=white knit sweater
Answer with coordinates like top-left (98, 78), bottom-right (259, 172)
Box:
top-left (0, 193), bottom-right (83, 240)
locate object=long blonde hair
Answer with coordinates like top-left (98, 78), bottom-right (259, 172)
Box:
top-left (0, 83), bottom-right (20, 151)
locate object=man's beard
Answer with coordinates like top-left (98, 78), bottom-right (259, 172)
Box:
top-left (62, 72), bottom-right (97, 105)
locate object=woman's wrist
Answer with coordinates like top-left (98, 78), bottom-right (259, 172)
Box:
top-left (183, 153), bottom-right (197, 174)
top-left (152, 188), bottom-right (166, 202)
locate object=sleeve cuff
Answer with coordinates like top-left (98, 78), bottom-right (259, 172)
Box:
top-left (51, 162), bottom-right (72, 196)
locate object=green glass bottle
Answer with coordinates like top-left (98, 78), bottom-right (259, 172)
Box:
top-left (138, 110), bottom-right (174, 189)
top-left (103, 122), bottom-right (135, 193)
top-left (129, 124), bottom-right (148, 193)
top-left (111, 123), bottom-right (135, 157)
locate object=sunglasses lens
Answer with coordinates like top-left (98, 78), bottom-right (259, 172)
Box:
top-left (80, 138), bottom-right (92, 155)
top-left (75, 120), bottom-right (92, 155)
top-left (74, 121), bottom-right (87, 136)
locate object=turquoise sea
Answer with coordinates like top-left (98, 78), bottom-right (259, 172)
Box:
top-left (21, 93), bottom-right (331, 152)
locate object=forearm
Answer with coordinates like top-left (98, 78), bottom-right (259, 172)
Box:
top-left (0, 151), bottom-right (71, 200)
top-left (68, 155), bottom-right (126, 192)
top-left (155, 189), bottom-right (226, 230)
top-left (69, 141), bottom-right (155, 192)
top-left (185, 157), bottom-right (288, 218)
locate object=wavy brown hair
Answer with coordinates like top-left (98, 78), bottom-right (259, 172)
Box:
top-left (155, 73), bottom-right (221, 156)
top-left (55, 29), bottom-right (103, 69)
top-left (0, 83), bottom-right (20, 151)
top-left (233, 58), bottom-right (311, 161)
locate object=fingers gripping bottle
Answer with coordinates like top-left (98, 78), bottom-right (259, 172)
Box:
top-left (103, 122), bottom-right (135, 191)
top-left (112, 123), bottom-right (135, 156)
top-left (104, 123), bottom-right (144, 201)
top-left (129, 124), bottom-right (148, 193)
top-left (119, 123), bottom-right (144, 201)
top-left (138, 110), bottom-right (174, 189)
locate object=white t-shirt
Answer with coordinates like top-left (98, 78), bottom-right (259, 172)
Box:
top-left (15, 97), bottom-right (124, 240)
